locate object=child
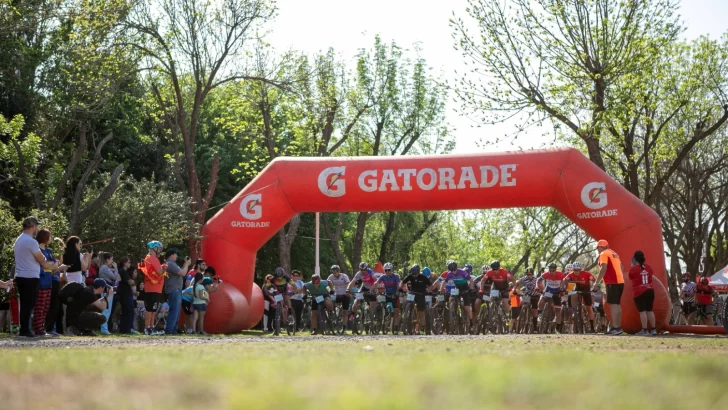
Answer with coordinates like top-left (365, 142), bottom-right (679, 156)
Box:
top-left (191, 273), bottom-right (212, 335)
top-left (182, 283), bottom-right (195, 334)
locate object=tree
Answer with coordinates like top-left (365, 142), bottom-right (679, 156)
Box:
top-left (453, 0), bottom-right (728, 205)
top-left (125, 0), bottom-right (276, 258)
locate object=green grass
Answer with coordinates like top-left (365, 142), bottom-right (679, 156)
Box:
top-left (1, 335), bottom-right (728, 410)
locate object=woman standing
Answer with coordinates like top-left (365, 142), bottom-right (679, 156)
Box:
top-left (45, 238), bottom-right (66, 336)
top-left (628, 250), bottom-right (656, 336)
top-left (98, 252), bottom-right (118, 335)
top-left (35, 229), bottom-right (67, 336)
top-left (117, 257), bottom-right (138, 334)
top-left (62, 237), bottom-right (91, 285)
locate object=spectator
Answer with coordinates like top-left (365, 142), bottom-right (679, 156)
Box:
top-left (135, 280), bottom-right (146, 333)
top-left (163, 248), bottom-right (191, 335)
top-left (85, 252), bottom-right (100, 286)
top-left (97, 252), bottom-right (118, 335)
top-left (45, 238), bottom-right (66, 336)
top-left (0, 280), bottom-right (11, 332)
top-left (628, 251), bottom-right (656, 336)
top-left (34, 229), bottom-right (67, 337)
top-left (117, 256), bottom-right (138, 334)
top-left (262, 274), bottom-right (274, 332)
top-left (141, 241), bottom-right (166, 335)
top-left (186, 259), bottom-right (206, 288)
top-left (191, 275), bottom-right (212, 335)
top-left (181, 282), bottom-right (195, 334)
top-left (593, 239), bottom-right (626, 335)
top-left (680, 273), bottom-right (697, 325)
top-left (203, 266), bottom-right (220, 292)
top-left (67, 278), bottom-right (112, 336)
top-left (290, 270), bottom-right (305, 330)
top-left (62, 237), bottom-right (92, 285)
top-left (13, 216), bottom-right (63, 338)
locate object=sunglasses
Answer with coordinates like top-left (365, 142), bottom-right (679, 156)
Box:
top-left (385, 269), bottom-right (392, 272)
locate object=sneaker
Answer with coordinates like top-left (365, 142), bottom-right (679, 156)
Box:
top-left (144, 327), bottom-right (153, 336)
top-left (100, 330), bottom-right (112, 336)
top-left (49, 331), bottom-right (61, 337)
top-left (153, 329), bottom-right (165, 336)
top-left (130, 329), bottom-right (140, 335)
top-left (650, 329), bottom-right (658, 336)
top-left (635, 329), bottom-right (649, 336)
top-left (609, 328), bottom-right (624, 336)
top-left (18, 331), bottom-right (37, 338)
top-left (311, 329), bottom-right (317, 335)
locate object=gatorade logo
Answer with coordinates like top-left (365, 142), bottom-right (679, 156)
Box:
top-left (318, 166), bottom-right (346, 198)
top-left (239, 194), bottom-right (262, 220)
top-left (581, 182), bottom-right (607, 210)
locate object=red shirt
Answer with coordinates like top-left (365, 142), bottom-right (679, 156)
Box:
top-left (143, 254), bottom-right (165, 294)
top-left (696, 284), bottom-right (713, 305)
top-left (485, 268), bottom-right (513, 290)
top-left (565, 271), bottom-right (594, 291)
top-left (627, 264), bottom-right (653, 297)
top-left (540, 271), bottom-right (565, 292)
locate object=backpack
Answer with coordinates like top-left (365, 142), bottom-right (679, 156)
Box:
top-left (59, 282), bottom-right (85, 306)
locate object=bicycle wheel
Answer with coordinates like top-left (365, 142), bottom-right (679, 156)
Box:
top-left (273, 303), bottom-right (282, 336)
top-left (432, 304), bottom-right (445, 335)
top-left (302, 304), bottom-right (311, 331)
top-left (403, 303), bottom-right (415, 335)
top-left (488, 301), bottom-right (499, 334)
top-left (540, 303), bottom-right (553, 334)
top-left (286, 306), bottom-right (296, 335)
top-left (722, 299), bottom-right (728, 331)
top-left (382, 308), bottom-right (392, 335)
top-left (425, 306), bottom-right (433, 335)
top-left (517, 303), bottom-right (528, 334)
top-left (371, 305), bottom-right (382, 335)
top-left (476, 303), bottom-right (489, 334)
top-left (573, 304), bottom-right (582, 334)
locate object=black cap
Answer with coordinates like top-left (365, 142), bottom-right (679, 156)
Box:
top-left (92, 278), bottom-right (107, 289)
top-left (165, 248), bottom-right (178, 258)
top-left (22, 216), bottom-right (40, 229)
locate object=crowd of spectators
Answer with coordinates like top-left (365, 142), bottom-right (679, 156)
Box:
top-left (2, 216), bottom-right (219, 338)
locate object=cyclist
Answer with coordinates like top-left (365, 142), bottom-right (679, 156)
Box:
top-left (680, 273), bottom-right (698, 325)
top-left (371, 263), bottom-right (402, 334)
top-left (399, 264), bottom-right (437, 334)
top-left (482, 260), bottom-right (514, 319)
top-left (514, 268), bottom-right (539, 332)
top-left (563, 261), bottom-right (596, 332)
top-left (439, 260), bottom-right (474, 325)
top-left (695, 276), bottom-right (718, 325)
top-left (537, 263), bottom-right (565, 333)
top-left (304, 274), bottom-right (333, 335)
top-left (422, 267), bottom-right (436, 307)
top-left (348, 262), bottom-right (378, 314)
top-left (326, 265), bottom-right (351, 331)
top-left (271, 267), bottom-right (297, 323)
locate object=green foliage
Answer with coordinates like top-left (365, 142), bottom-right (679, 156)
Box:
top-left (80, 176), bottom-right (196, 262)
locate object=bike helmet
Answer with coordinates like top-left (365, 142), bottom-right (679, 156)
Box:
top-left (311, 274), bottom-right (321, 282)
top-left (147, 240), bottom-right (163, 250)
top-left (384, 262), bottom-right (394, 271)
top-left (410, 264), bottom-right (421, 275)
top-left (572, 261), bottom-right (582, 271)
top-left (359, 262), bottom-right (368, 270)
top-left (681, 273), bottom-right (690, 282)
top-left (447, 260), bottom-right (457, 271)
top-left (490, 260), bottom-right (500, 270)
top-left (464, 264), bottom-right (473, 273)
top-left (481, 265), bottom-right (489, 273)
top-left (422, 267), bottom-right (431, 277)
top-left (700, 277), bottom-right (709, 285)
top-left (274, 267), bottom-right (285, 277)
top-left (330, 265), bottom-right (340, 272)
top-left (525, 267), bottom-right (535, 274)
top-left (565, 263), bottom-right (573, 273)
top-left (548, 262), bottom-right (557, 269)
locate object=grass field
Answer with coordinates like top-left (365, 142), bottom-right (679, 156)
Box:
top-left (1, 333), bottom-right (727, 410)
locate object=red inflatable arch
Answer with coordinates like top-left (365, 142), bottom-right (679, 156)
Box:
top-left (201, 148), bottom-right (671, 333)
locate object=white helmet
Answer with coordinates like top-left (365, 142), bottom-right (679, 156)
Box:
top-left (383, 262), bottom-right (393, 271)
top-left (565, 264), bottom-right (574, 273)
top-left (572, 261), bottom-right (582, 271)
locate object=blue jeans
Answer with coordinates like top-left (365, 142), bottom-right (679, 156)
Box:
top-left (165, 289), bottom-right (182, 334)
top-left (100, 293), bottom-right (113, 333)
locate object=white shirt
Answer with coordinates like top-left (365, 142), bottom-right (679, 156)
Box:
top-left (326, 274), bottom-right (351, 295)
top-left (13, 233), bottom-right (41, 279)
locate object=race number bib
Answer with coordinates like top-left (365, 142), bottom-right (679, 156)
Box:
top-left (482, 295), bottom-right (490, 302)
top-left (377, 295), bottom-right (386, 303)
top-left (490, 289), bottom-right (501, 298)
top-left (355, 293), bottom-right (364, 300)
top-left (568, 291), bottom-right (577, 296)
top-left (315, 295), bottom-right (324, 304)
top-left (594, 302), bottom-right (600, 308)
top-left (406, 293), bottom-right (416, 302)
top-left (437, 294), bottom-right (445, 302)
top-left (450, 288), bottom-right (460, 296)
top-left (273, 294), bottom-right (283, 303)
top-left (425, 296), bottom-right (432, 304)
top-left (544, 292), bottom-right (553, 298)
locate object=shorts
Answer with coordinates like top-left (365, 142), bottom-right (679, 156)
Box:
top-left (384, 294), bottom-right (401, 309)
top-left (527, 295), bottom-right (540, 308)
top-left (145, 292), bottom-right (162, 312)
top-left (182, 300), bottom-right (193, 315)
top-left (568, 291), bottom-right (593, 307)
top-left (605, 284), bottom-right (624, 305)
top-left (405, 294), bottom-right (427, 310)
top-left (634, 289), bottom-right (655, 312)
top-left (682, 301), bottom-right (696, 316)
top-left (445, 288), bottom-right (471, 306)
top-left (511, 306), bottom-right (521, 319)
top-left (696, 303), bottom-right (713, 316)
top-left (310, 294), bottom-right (330, 310)
top-left (193, 303), bottom-right (207, 312)
top-left (333, 294), bottom-right (350, 310)
top-left (541, 291), bottom-right (562, 306)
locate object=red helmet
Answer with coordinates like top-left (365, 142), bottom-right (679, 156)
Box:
top-left (681, 273), bottom-right (690, 282)
top-left (700, 277), bottom-right (709, 285)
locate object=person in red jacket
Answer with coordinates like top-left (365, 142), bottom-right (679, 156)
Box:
top-left (628, 251), bottom-right (656, 336)
top-left (141, 241), bottom-right (167, 335)
top-left (695, 277), bottom-right (718, 325)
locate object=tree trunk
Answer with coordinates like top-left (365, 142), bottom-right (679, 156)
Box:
top-left (321, 212), bottom-right (350, 273)
top-left (350, 212), bottom-right (370, 268)
top-left (277, 214), bottom-right (302, 273)
top-left (378, 212), bottom-right (396, 263)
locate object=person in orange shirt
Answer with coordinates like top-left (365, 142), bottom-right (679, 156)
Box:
top-left (142, 240), bottom-right (166, 335)
top-left (592, 239), bottom-right (626, 335)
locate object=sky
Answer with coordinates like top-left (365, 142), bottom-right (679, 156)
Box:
top-left (266, 0), bottom-right (728, 154)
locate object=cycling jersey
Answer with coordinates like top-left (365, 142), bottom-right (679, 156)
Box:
top-left (682, 282), bottom-right (697, 303)
top-left (271, 276), bottom-right (291, 289)
top-left (540, 271), bottom-right (565, 294)
top-left (376, 273), bottom-right (401, 296)
top-left (627, 264), bottom-right (653, 298)
top-left (564, 271), bottom-right (594, 291)
top-left (401, 273), bottom-right (431, 294)
top-left (484, 268), bottom-right (513, 290)
top-left (304, 281), bottom-right (331, 296)
top-left (326, 273), bottom-right (351, 296)
top-left (442, 269), bottom-right (471, 291)
top-left (696, 284), bottom-right (713, 305)
top-left (352, 269), bottom-right (376, 290)
top-left (598, 249), bottom-right (624, 284)
top-left (520, 276), bottom-right (538, 295)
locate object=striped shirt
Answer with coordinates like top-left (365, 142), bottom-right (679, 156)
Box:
top-left (681, 282), bottom-right (697, 303)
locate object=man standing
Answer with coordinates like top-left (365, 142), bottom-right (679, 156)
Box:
top-left (13, 217), bottom-right (62, 338)
top-left (163, 248), bottom-right (190, 335)
top-left (142, 241), bottom-right (166, 335)
top-left (67, 278), bottom-right (112, 336)
top-left (592, 239), bottom-right (626, 335)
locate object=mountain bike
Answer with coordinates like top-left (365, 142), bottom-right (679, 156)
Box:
top-left (488, 289), bottom-right (507, 334)
top-left (372, 293), bottom-right (396, 335)
top-left (432, 293), bottom-right (447, 335)
top-left (350, 290), bottom-right (373, 335)
top-left (448, 287), bottom-right (469, 335)
top-left (568, 290), bottom-right (591, 334)
top-left (538, 291), bottom-right (559, 334)
top-left (268, 288), bottom-right (296, 336)
top-left (474, 292), bottom-right (492, 335)
top-left (311, 294), bottom-right (336, 335)
top-left (402, 291), bottom-right (431, 335)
